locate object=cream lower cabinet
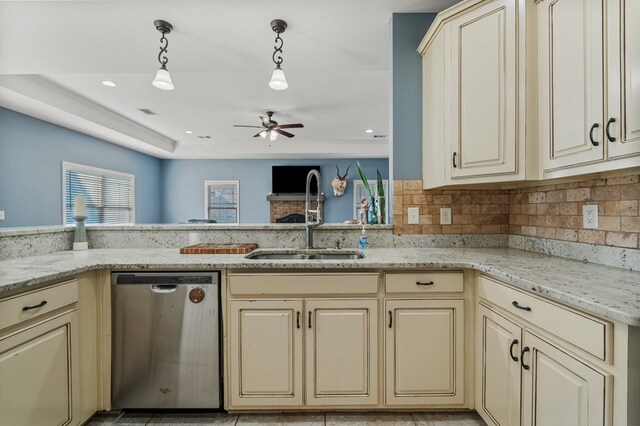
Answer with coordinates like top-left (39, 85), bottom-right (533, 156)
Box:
top-left (385, 299), bottom-right (464, 406)
top-left (227, 272), bottom-right (380, 409)
top-left (229, 300), bottom-right (304, 407)
top-left (0, 312), bottom-right (77, 426)
top-left (228, 293), bottom-right (378, 408)
top-left (521, 331), bottom-right (606, 426)
top-left (0, 278), bottom-right (81, 426)
top-left (477, 303), bottom-right (607, 426)
top-left (476, 275), bottom-right (611, 426)
top-left (476, 305), bottom-right (522, 426)
top-left (305, 299), bottom-right (378, 406)
top-left (384, 271), bottom-right (466, 407)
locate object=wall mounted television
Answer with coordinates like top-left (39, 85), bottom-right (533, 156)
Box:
top-left (272, 165), bottom-right (320, 194)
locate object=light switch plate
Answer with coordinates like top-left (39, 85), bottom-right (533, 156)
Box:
top-left (0, 210), bottom-right (4, 221)
top-left (440, 208), bottom-right (452, 225)
top-left (407, 207), bottom-right (420, 224)
top-left (583, 205), bottom-right (598, 229)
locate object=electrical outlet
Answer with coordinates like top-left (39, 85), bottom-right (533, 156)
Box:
top-left (440, 207), bottom-right (452, 225)
top-left (407, 207), bottom-right (420, 225)
top-left (0, 210), bottom-right (4, 221)
top-left (583, 205), bottom-right (598, 229)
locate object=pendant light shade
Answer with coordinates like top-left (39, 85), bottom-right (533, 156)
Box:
top-left (152, 65), bottom-right (174, 90)
top-left (269, 129), bottom-right (278, 141)
top-left (268, 65), bottom-right (288, 91)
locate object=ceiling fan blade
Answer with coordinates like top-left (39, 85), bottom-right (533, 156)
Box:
top-left (260, 116), bottom-right (270, 126)
top-left (233, 125), bottom-right (263, 128)
top-left (276, 129), bottom-right (295, 138)
top-left (277, 123), bottom-right (304, 129)
top-left (253, 131), bottom-right (264, 138)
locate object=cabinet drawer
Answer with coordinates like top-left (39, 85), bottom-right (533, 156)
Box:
top-left (229, 273), bottom-right (379, 296)
top-left (385, 272), bottom-right (463, 294)
top-left (0, 280), bottom-right (78, 331)
top-left (477, 276), bottom-right (610, 360)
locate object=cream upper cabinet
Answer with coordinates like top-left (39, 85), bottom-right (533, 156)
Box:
top-left (476, 304), bottom-right (522, 426)
top-left (419, 0), bottom-right (537, 189)
top-left (522, 332), bottom-right (606, 426)
top-left (385, 299), bottom-right (464, 406)
top-left (305, 299), bottom-right (378, 406)
top-left (607, 0), bottom-right (640, 159)
top-left (538, 0), bottom-right (640, 177)
top-left (229, 300), bottom-right (304, 407)
top-left (448, 0), bottom-right (517, 178)
top-left (538, 0), bottom-right (605, 171)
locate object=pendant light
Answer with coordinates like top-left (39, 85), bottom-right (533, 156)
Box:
top-left (268, 19), bottom-right (289, 90)
top-left (152, 19), bottom-right (175, 91)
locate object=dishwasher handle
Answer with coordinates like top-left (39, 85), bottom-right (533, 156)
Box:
top-left (150, 284), bottom-right (178, 293)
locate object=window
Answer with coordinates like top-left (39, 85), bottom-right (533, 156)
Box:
top-left (353, 179), bottom-right (388, 224)
top-left (204, 181), bottom-right (239, 223)
top-left (63, 162), bottom-right (135, 225)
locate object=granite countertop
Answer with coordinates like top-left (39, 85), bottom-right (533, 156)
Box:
top-left (0, 248), bottom-right (639, 326)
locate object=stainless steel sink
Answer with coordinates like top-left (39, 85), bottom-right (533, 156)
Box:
top-left (245, 250), bottom-right (365, 260)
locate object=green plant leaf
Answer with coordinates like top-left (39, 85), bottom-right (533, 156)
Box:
top-left (377, 169), bottom-right (386, 224)
top-left (357, 162), bottom-right (372, 197)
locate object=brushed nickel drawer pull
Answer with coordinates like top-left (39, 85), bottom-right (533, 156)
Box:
top-left (416, 281), bottom-right (434, 286)
top-left (512, 301), bottom-right (532, 312)
top-left (23, 300), bottom-right (47, 311)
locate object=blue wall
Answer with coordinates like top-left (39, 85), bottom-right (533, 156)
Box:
top-left (0, 107), bottom-right (163, 227)
top-left (161, 159), bottom-right (389, 224)
top-left (391, 13), bottom-right (436, 180)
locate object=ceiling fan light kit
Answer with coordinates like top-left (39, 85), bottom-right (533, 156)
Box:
top-left (152, 19), bottom-right (175, 91)
top-left (233, 111), bottom-right (304, 141)
top-left (268, 19), bottom-right (289, 90)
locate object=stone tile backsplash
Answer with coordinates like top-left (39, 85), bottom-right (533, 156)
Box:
top-left (394, 174), bottom-right (640, 250)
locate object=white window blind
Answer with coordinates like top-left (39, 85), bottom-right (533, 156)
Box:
top-left (63, 162), bottom-right (135, 225)
top-left (353, 179), bottom-right (388, 223)
top-left (204, 181), bottom-right (239, 224)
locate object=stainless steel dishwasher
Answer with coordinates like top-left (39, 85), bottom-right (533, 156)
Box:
top-left (111, 271), bottom-right (220, 409)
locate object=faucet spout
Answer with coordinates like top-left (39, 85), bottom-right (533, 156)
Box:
top-left (305, 169), bottom-right (323, 249)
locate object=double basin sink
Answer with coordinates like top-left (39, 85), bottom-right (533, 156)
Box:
top-left (245, 249), bottom-right (365, 260)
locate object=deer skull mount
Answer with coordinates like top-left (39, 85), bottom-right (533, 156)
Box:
top-left (331, 164), bottom-right (351, 197)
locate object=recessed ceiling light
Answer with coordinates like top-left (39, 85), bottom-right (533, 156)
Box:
top-left (365, 129), bottom-right (373, 133)
top-left (185, 130), bottom-right (193, 134)
top-left (102, 80), bottom-right (116, 87)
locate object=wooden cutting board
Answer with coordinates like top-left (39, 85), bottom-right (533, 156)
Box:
top-left (179, 243), bottom-right (258, 254)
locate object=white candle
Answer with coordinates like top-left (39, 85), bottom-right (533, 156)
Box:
top-left (74, 195), bottom-right (86, 217)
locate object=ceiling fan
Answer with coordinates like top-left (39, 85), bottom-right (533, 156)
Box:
top-left (233, 111), bottom-right (304, 141)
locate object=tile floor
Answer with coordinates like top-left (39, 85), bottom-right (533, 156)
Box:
top-left (86, 411), bottom-right (486, 426)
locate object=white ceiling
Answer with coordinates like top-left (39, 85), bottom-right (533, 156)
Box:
top-left (0, 0), bottom-right (457, 159)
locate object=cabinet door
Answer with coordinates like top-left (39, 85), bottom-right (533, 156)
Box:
top-left (385, 299), bottom-right (464, 406)
top-left (607, 0), bottom-right (640, 158)
top-left (448, 0), bottom-right (518, 179)
top-left (229, 300), bottom-right (303, 407)
top-left (475, 304), bottom-right (522, 426)
top-left (522, 332), bottom-right (607, 426)
top-left (0, 312), bottom-right (76, 426)
top-left (538, 0), bottom-right (605, 170)
top-left (305, 299), bottom-right (378, 406)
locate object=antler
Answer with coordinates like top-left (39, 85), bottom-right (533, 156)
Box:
top-left (345, 164), bottom-right (351, 176)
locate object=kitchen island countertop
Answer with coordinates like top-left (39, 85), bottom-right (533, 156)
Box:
top-left (0, 247), bottom-right (639, 326)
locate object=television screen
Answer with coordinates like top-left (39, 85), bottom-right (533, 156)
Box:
top-left (272, 166), bottom-right (321, 194)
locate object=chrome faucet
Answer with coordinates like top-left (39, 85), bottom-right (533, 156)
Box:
top-left (305, 169), bottom-right (323, 249)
